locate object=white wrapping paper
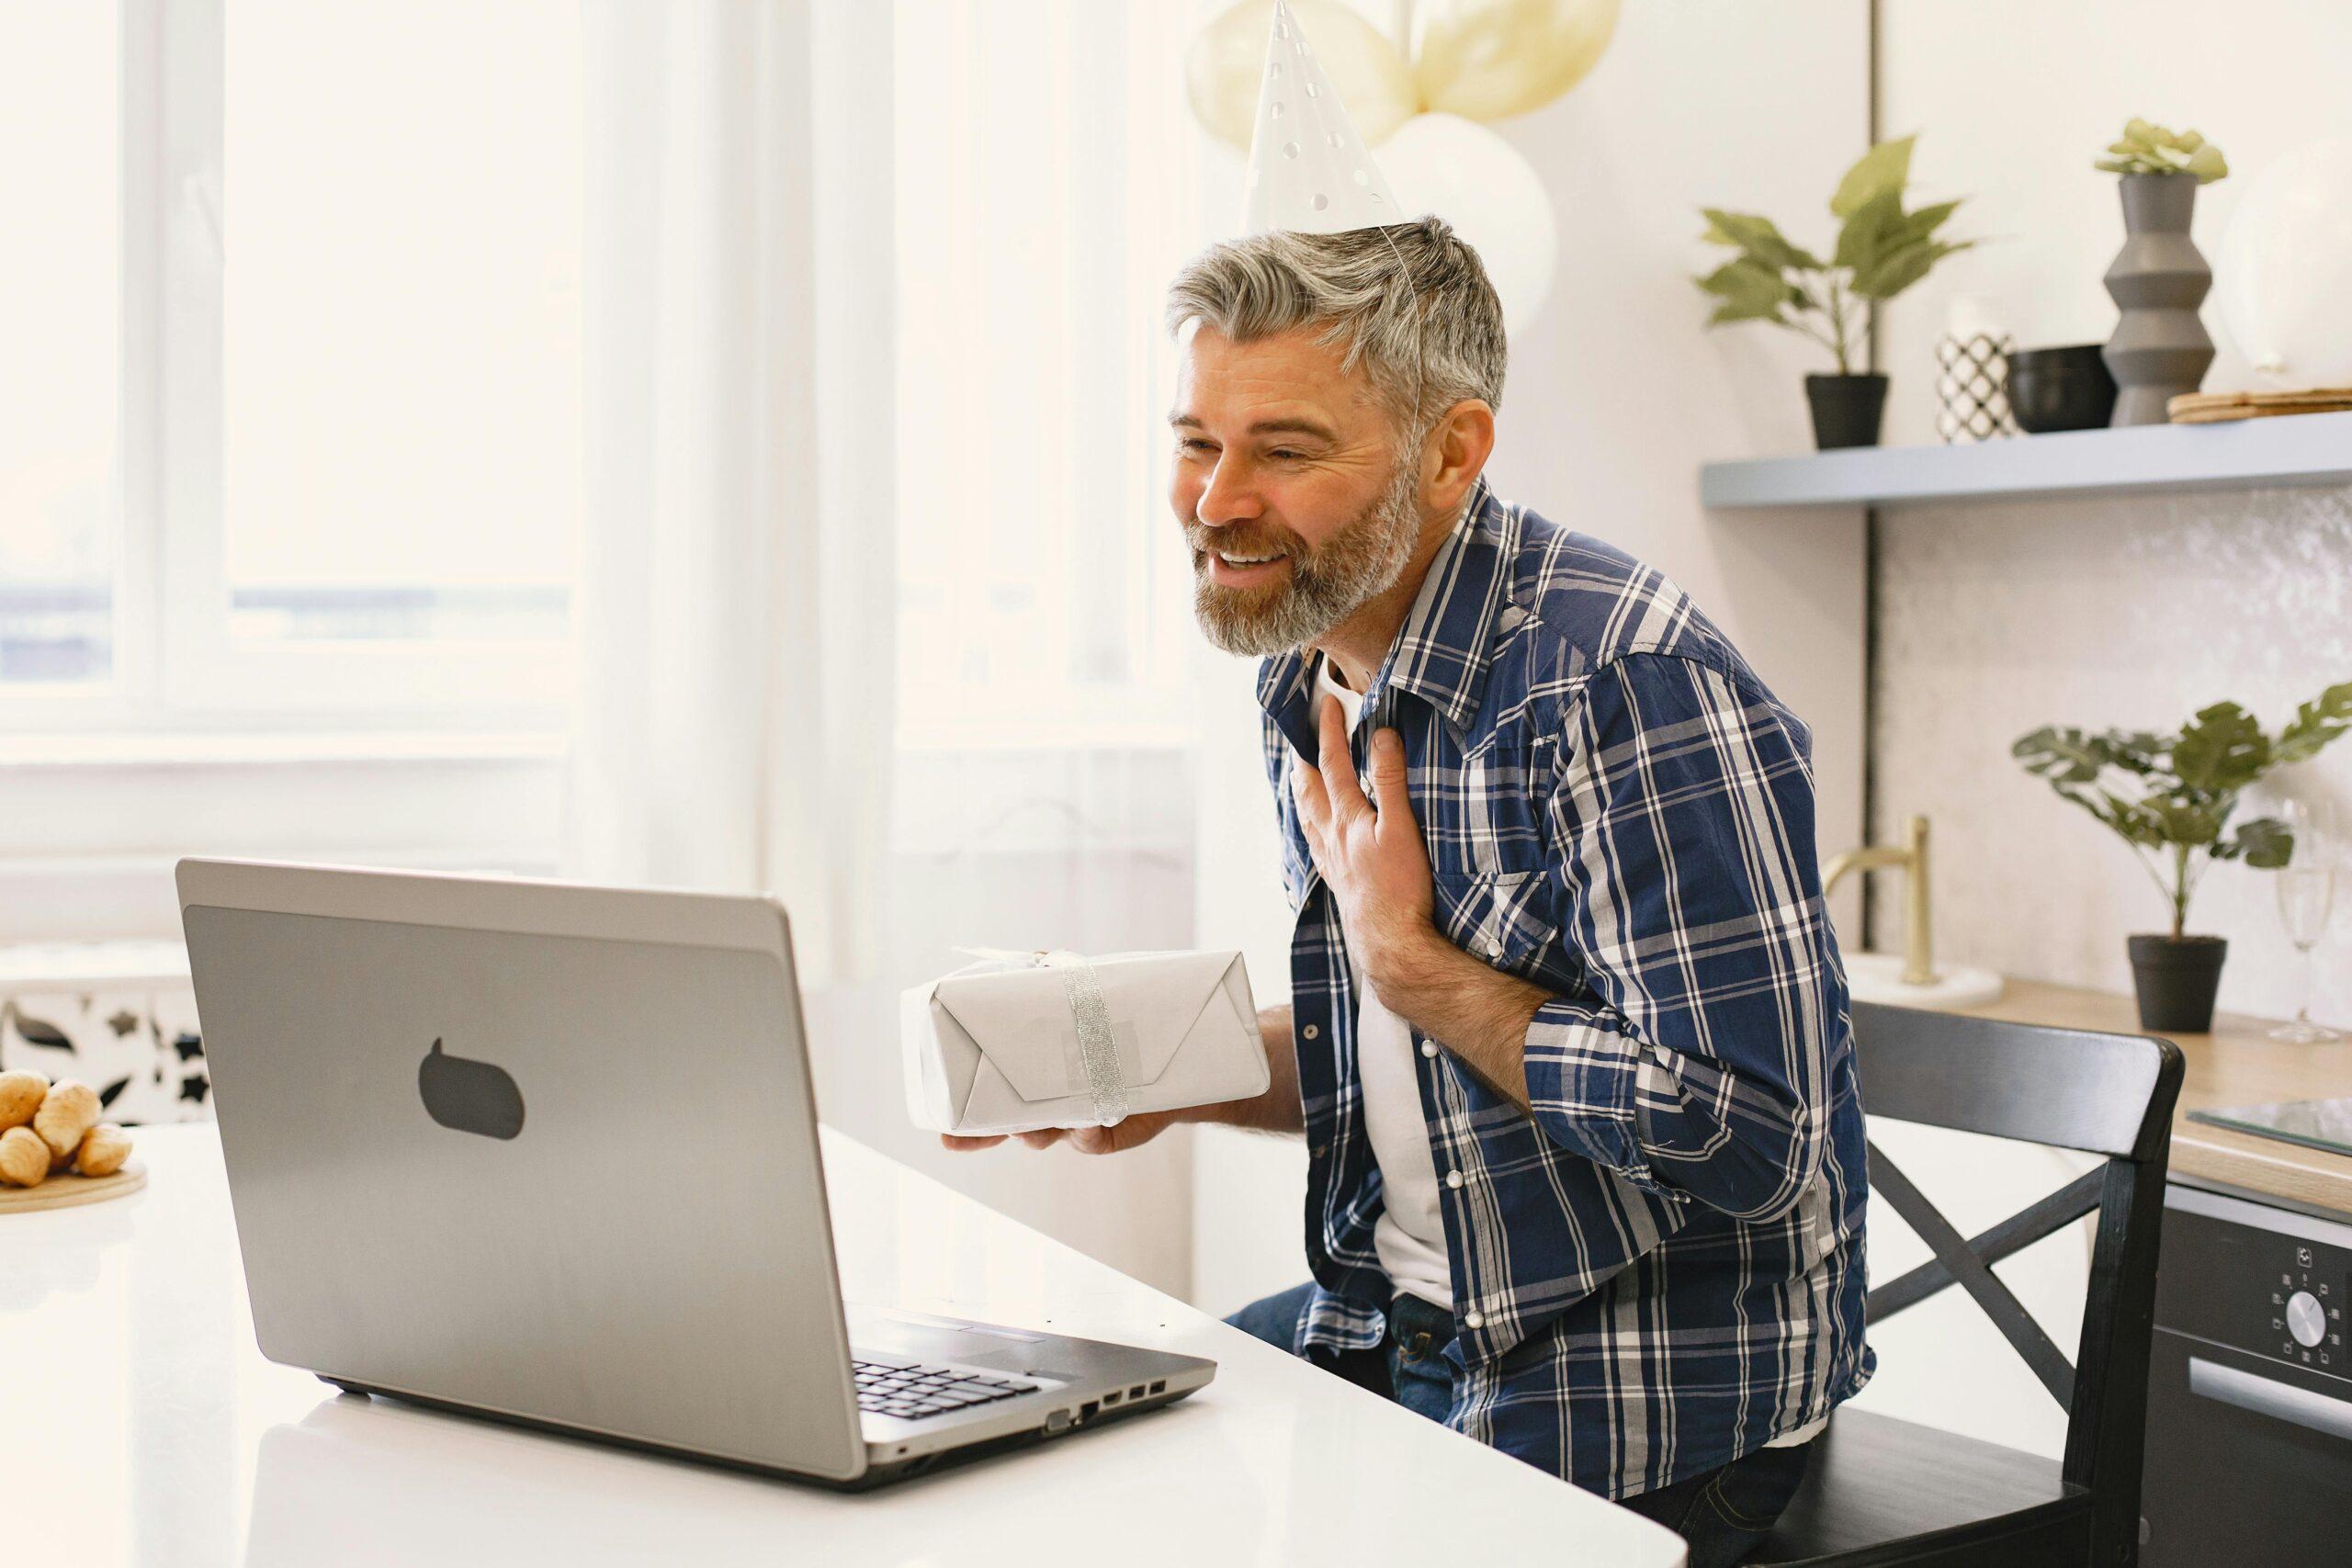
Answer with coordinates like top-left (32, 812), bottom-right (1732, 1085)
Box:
top-left (901, 949), bottom-right (1267, 1136)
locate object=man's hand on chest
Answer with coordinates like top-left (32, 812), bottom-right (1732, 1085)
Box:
top-left (1291, 691), bottom-right (1551, 1108)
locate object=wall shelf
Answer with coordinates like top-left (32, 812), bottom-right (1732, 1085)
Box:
top-left (1700, 409), bottom-right (2352, 509)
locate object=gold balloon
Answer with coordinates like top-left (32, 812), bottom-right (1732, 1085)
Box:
top-left (1412, 0), bottom-right (1620, 122)
top-left (1184, 0), bottom-right (1419, 152)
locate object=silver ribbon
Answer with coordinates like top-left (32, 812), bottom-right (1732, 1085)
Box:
top-left (1043, 949), bottom-right (1128, 1127)
top-left (952, 946), bottom-right (1129, 1126)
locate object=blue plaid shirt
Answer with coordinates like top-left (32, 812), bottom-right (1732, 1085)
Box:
top-left (1259, 479), bottom-right (1872, 1498)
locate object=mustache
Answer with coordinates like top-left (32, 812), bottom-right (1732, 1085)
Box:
top-left (1184, 520), bottom-right (1309, 562)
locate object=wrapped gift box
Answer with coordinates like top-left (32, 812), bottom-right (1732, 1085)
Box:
top-left (901, 948), bottom-right (1265, 1136)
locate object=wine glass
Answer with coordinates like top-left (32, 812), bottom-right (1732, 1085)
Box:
top-left (2270, 798), bottom-right (2341, 1044)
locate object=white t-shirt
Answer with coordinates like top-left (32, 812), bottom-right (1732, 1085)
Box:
top-left (1314, 654), bottom-right (1454, 1311)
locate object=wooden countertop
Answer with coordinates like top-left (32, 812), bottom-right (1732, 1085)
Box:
top-left (1946, 978), bottom-right (2352, 1219)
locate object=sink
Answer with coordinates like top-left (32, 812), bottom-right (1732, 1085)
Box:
top-left (1842, 951), bottom-right (2004, 1010)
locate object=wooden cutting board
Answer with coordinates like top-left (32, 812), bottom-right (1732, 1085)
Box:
top-left (2170, 388), bottom-right (2352, 423)
top-left (0, 1159), bottom-right (146, 1214)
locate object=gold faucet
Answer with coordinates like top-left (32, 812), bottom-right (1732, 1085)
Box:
top-left (1824, 814), bottom-right (1936, 986)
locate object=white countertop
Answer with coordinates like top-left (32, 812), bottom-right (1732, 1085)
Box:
top-left (6, 1125), bottom-right (1682, 1567)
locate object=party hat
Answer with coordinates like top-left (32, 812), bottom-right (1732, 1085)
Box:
top-left (1243, 1), bottom-right (1401, 235)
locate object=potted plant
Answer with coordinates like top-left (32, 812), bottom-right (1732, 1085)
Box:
top-left (1694, 134), bottom-right (1973, 449)
top-left (2098, 118), bottom-right (2228, 425)
top-left (2013, 682), bottom-right (2351, 1032)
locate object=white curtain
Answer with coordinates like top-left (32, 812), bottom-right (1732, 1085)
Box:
top-left (567, 0), bottom-right (896, 986)
top-left (567, 0), bottom-right (1222, 1298)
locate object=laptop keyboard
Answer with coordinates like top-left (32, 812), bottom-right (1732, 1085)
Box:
top-left (851, 1359), bottom-right (1039, 1422)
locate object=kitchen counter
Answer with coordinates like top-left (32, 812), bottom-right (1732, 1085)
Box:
top-left (1947, 979), bottom-right (2352, 1220)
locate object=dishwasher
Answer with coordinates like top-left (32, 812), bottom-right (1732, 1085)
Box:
top-left (2142, 1180), bottom-right (2352, 1564)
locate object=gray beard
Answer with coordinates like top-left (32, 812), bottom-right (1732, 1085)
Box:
top-left (1187, 456), bottom-right (1422, 659)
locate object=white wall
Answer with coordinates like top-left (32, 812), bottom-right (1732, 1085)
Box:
top-left (1878, 0), bottom-right (2352, 445)
top-left (1190, 0), bottom-right (1874, 1316)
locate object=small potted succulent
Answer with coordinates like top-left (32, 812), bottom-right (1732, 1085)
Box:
top-left (2098, 118), bottom-right (2229, 425)
top-left (2014, 682), bottom-right (2351, 1032)
top-left (1694, 134), bottom-right (1974, 449)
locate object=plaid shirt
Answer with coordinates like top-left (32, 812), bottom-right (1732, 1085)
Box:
top-left (1258, 478), bottom-right (1872, 1497)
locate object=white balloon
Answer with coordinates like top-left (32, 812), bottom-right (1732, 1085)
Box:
top-left (2216, 137), bottom-right (2352, 388)
top-left (1372, 113), bottom-right (1557, 334)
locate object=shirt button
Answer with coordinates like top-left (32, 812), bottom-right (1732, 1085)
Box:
top-left (1464, 1310), bottom-right (1486, 1329)
top-left (1302, 1023), bottom-right (1319, 1040)
top-left (1445, 1169), bottom-right (1464, 1189)
top-left (1419, 1040), bottom-right (1438, 1059)
top-left (1482, 937), bottom-right (1503, 958)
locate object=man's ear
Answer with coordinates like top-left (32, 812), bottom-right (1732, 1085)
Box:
top-left (1420, 400), bottom-right (1496, 516)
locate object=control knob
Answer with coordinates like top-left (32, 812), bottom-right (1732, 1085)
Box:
top-left (2286, 1290), bottom-right (2325, 1349)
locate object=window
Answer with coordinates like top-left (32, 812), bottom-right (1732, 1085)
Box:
top-left (0, 0), bottom-right (582, 731)
top-left (890, 0), bottom-right (1213, 747)
top-left (0, 1), bottom-right (119, 689)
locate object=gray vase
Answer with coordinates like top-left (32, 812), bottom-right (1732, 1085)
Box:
top-left (2102, 173), bottom-right (2213, 426)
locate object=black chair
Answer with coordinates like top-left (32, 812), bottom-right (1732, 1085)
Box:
top-left (1758, 1001), bottom-right (2183, 1567)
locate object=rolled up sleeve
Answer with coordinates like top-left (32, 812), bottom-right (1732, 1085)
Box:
top-left (1521, 651), bottom-right (1839, 1222)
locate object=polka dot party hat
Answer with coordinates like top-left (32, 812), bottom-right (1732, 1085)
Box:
top-left (1243, 0), bottom-right (1401, 235)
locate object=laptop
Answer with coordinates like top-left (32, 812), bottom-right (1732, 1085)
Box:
top-left (175, 857), bottom-right (1215, 1489)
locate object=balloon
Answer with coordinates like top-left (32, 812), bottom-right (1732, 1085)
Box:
top-left (1412, 0), bottom-right (1620, 122)
top-left (1374, 112), bottom-right (1557, 333)
top-left (2215, 137), bottom-right (2352, 387)
top-left (1185, 0), bottom-right (1417, 153)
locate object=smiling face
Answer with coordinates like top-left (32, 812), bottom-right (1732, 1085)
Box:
top-left (1170, 323), bottom-right (1423, 659)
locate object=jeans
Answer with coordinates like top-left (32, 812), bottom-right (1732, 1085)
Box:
top-left (1226, 1281), bottom-right (1813, 1568)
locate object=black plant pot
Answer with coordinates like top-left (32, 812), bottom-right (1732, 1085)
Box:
top-left (2126, 933), bottom-right (2228, 1032)
top-left (2006, 344), bottom-right (2118, 433)
top-left (1805, 373), bottom-right (1889, 449)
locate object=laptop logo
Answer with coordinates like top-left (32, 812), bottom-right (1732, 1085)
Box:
top-left (417, 1040), bottom-right (526, 1140)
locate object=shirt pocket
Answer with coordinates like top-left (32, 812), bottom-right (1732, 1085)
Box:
top-left (1424, 732), bottom-right (1555, 879)
top-left (1431, 867), bottom-right (1556, 971)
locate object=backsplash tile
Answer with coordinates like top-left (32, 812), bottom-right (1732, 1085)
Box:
top-left (1873, 481), bottom-right (2352, 1025)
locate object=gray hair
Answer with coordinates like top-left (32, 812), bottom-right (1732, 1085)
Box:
top-left (1163, 217), bottom-right (1507, 435)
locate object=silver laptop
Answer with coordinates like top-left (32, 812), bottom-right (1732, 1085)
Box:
top-left (175, 858), bottom-right (1214, 1489)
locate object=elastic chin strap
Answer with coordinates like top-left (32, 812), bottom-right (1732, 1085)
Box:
top-left (1367, 218), bottom-right (1431, 451)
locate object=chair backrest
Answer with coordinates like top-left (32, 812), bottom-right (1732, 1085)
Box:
top-left (1851, 1001), bottom-right (2183, 1562)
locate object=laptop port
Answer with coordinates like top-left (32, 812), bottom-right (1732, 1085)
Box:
top-left (1148, 1380), bottom-right (1165, 1394)
top-left (1103, 1391), bottom-right (1123, 1406)
top-left (1079, 1399), bottom-right (1100, 1422)
top-left (1129, 1384), bottom-right (1147, 1400)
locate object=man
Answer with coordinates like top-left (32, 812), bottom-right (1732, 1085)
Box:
top-left (948, 217), bottom-right (1870, 1566)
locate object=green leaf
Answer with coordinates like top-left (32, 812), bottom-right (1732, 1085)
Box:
top-left (2172, 701), bottom-right (2270, 793)
top-left (1698, 209), bottom-right (1825, 272)
top-left (2088, 789), bottom-right (2169, 847)
top-left (1695, 258), bottom-right (1798, 323)
top-left (2186, 143), bottom-right (2228, 183)
top-left (2125, 117), bottom-right (2159, 143)
top-left (1831, 134), bottom-right (1916, 219)
top-left (2095, 158), bottom-right (2141, 175)
top-left (2275, 681), bottom-right (2352, 763)
top-left (2149, 798), bottom-right (2226, 848)
top-left (2013, 726), bottom-right (2106, 784)
top-left (2233, 816), bottom-right (2293, 869)
top-left (1833, 186), bottom-right (1904, 272)
top-left (1850, 237), bottom-right (1970, 300)
top-left (2106, 731), bottom-right (2169, 766)
top-left (1900, 198), bottom-right (1965, 244)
